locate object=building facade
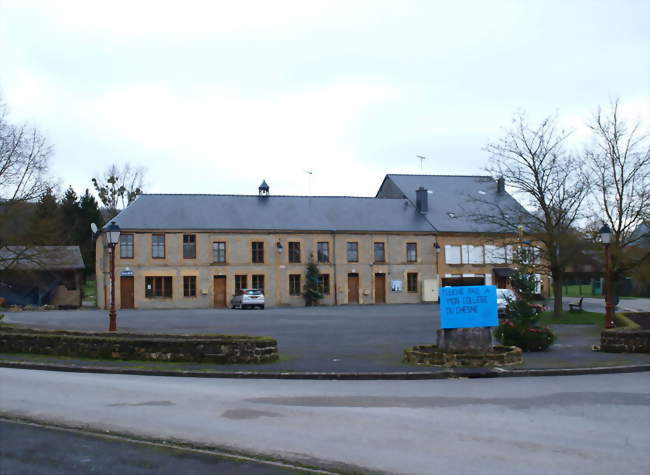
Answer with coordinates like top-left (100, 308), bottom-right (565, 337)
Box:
top-left (96, 174), bottom-right (550, 309)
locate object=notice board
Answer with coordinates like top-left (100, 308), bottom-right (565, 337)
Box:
top-left (440, 285), bottom-right (498, 329)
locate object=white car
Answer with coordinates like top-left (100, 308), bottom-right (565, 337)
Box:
top-left (496, 288), bottom-right (517, 314)
top-left (230, 289), bottom-right (265, 309)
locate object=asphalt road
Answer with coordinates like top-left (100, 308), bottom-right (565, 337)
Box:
top-left (0, 420), bottom-right (307, 475)
top-left (1, 368), bottom-right (648, 475)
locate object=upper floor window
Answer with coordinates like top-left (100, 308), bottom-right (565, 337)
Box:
top-left (317, 242), bottom-right (329, 263)
top-left (120, 234), bottom-right (134, 259)
top-left (288, 242), bottom-right (301, 263)
top-left (152, 234), bottom-right (165, 259)
top-left (183, 234), bottom-right (196, 259)
top-left (406, 242), bottom-right (417, 262)
top-left (374, 242), bottom-right (385, 262)
top-left (213, 242), bottom-right (226, 263)
top-left (444, 245), bottom-right (461, 264)
top-left (347, 242), bottom-right (358, 262)
top-left (252, 241), bottom-right (264, 263)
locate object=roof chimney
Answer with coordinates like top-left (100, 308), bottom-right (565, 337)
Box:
top-left (497, 177), bottom-right (505, 194)
top-left (416, 187), bottom-right (428, 213)
top-left (258, 180), bottom-right (269, 198)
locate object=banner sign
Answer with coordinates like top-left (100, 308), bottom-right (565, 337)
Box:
top-left (440, 285), bottom-right (498, 329)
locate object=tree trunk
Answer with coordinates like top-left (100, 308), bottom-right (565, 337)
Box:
top-left (552, 277), bottom-right (563, 317)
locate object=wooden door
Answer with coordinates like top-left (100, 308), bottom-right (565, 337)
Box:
top-left (213, 276), bottom-right (227, 307)
top-left (120, 276), bottom-right (134, 309)
top-left (348, 273), bottom-right (359, 304)
top-left (374, 273), bottom-right (386, 304)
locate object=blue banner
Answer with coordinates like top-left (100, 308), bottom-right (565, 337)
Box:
top-left (440, 285), bottom-right (498, 329)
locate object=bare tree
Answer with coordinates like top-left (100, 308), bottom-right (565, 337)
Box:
top-left (92, 163), bottom-right (145, 218)
top-left (0, 98), bottom-right (54, 270)
top-left (586, 100), bottom-right (650, 287)
top-left (482, 111), bottom-right (590, 316)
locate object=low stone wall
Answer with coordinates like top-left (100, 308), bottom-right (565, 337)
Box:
top-left (601, 329), bottom-right (650, 353)
top-left (601, 312), bottom-right (650, 353)
top-left (0, 327), bottom-right (278, 363)
top-left (404, 344), bottom-right (522, 368)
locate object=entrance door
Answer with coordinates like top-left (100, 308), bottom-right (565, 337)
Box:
top-left (213, 276), bottom-right (227, 307)
top-left (348, 273), bottom-right (359, 304)
top-left (120, 276), bottom-right (134, 309)
top-left (374, 273), bottom-right (386, 304)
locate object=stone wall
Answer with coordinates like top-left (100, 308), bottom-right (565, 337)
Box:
top-left (601, 329), bottom-right (650, 353)
top-left (0, 327), bottom-right (278, 363)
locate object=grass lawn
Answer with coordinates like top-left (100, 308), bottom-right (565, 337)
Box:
top-left (540, 310), bottom-right (605, 328)
top-left (551, 284), bottom-right (646, 299)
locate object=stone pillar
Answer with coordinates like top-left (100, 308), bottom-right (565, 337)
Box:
top-left (436, 327), bottom-right (493, 354)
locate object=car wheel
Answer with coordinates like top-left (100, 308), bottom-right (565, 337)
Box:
top-left (260, 305), bottom-right (265, 310)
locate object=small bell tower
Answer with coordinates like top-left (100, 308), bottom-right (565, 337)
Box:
top-left (258, 180), bottom-right (269, 198)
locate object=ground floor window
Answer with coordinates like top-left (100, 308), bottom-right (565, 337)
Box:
top-left (289, 274), bottom-right (301, 295)
top-left (318, 274), bottom-right (330, 295)
top-left (407, 272), bottom-right (418, 293)
top-left (183, 276), bottom-right (197, 297)
top-left (252, 274), bottom-right (265, 293)
top-left (145, 276), bottom-right (172, 298)
top-left (235, 275), bottom-right (247, 295)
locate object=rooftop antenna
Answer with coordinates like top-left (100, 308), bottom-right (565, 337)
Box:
top-left (303, 170), bottom-right (313, 195)
top-left (416, 155), bottom-right (427, 171)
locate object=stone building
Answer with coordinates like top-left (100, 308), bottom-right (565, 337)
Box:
top-left (96, 174), bottom-right (549, 309)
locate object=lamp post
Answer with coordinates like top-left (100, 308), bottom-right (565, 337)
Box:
top-left (105, 221), bottom-right (121, 332)
top-left (599, 223), bottom-right (615, 329)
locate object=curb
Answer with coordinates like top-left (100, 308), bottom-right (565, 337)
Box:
top-left (1, 360), bottom-right (649, 380)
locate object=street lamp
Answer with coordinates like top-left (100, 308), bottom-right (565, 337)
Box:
top-left (105, 221), bottom-right (121, 332)
top-left (599, 223), bottom-right (615, 329)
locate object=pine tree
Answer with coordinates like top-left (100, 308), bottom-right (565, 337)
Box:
top-left (60, 186), bottom-right (80, 244)
top-left (78, 189), bottom-right (104, 275)
top-left (303, 260), bottom-right (323, 306)
top-left (30, 187), bottom-right (63, 244)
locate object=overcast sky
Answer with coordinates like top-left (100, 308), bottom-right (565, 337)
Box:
top-left (1, 0), bottom-right (648, 199)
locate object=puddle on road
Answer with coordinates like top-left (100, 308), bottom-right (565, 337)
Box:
top-left (221, 408), bottom-right (281, 420)
top-left (106, 400), bottom-right (176, 407)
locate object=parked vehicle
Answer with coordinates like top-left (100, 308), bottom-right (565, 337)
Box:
top-left (230, 289), bottom-right (265, 309)
top-left (497, 288), bottom-right (545, 315)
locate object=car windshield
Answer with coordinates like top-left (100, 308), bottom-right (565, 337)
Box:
top-left (244, 290), bottom-right (262, 295)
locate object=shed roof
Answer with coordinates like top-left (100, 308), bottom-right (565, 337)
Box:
top-left (0, 246), bottom-right (85, 271)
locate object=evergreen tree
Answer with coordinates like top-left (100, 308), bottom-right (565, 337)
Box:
top-left (60, 186), bottom-right (80, 244)
top-left (303, 260), bottom-right (323, 306)
top-left (30, 187), bottom-right (63, 244)
top-left (78, 189), bottom-right (104, 275)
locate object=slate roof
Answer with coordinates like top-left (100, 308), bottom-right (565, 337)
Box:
top-left (0, 246), bottom-right (85, 271)
top-left (109, 194), bottom-right (435, 233)
top-left (376, 174), bottom-right (528, 233)
top-left (106, 174), bottom-right (528, 234)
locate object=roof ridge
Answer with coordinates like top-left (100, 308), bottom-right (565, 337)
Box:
top-left (387, 173), bottom-right (493, 178)
top-left (140, 193), bottom-right (385, 199)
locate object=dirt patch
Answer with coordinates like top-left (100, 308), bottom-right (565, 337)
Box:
top-left (626, 313), bottom-right (650, 330)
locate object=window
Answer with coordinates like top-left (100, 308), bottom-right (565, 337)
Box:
top-left (183, 276), bottom-right (196, 297)
top-left (183, 234), bottom-right (196, 259)
top-left (318, 274), bottom-right (330, 295)
top-left (213, 242), bottom-right (226, 263)
top-left (463, 245), bottom-right (485, 264)
top-left (407, 273), bottom-right (418, 293)
top-left (317, 242), bottom-right (329, 263)
top-left (374, 242), bottom-right (385, 262)
top-left (234, 275), bottom-right (247, 295)
top-left (347, 242), bottom-right (358, 262)
top-left (288, 242), bottom-right (301, 263)
top-left (289, 274), bottom-right (301, 295)
top-left (120, 234), bottom-right (134, 259)
top-left (252, 241), bottom-right (264, 263)
top-left (145, 276), bottom-right (172, 298)
top-left (444, 245), bottom-right (461, 264)
top-left (152, 234), bottom-right (165, 259)
top-left (406, 242), bottom-right (417, 262)
top-left (252, 274), bottom-right (265, 292)
top-left (485, 245), bottom-right (511, 264)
